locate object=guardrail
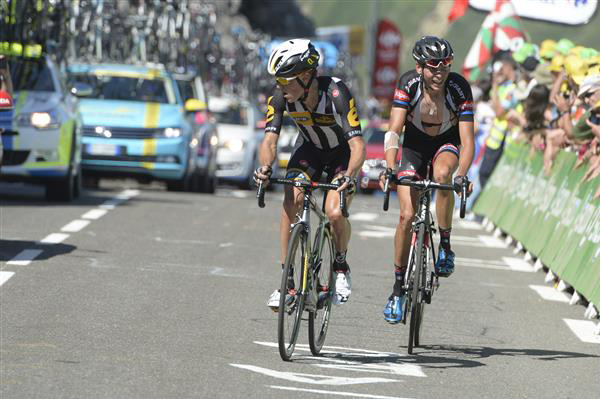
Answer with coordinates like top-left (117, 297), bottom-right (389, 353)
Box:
top-left (473, 140), bottom-right (600, 317)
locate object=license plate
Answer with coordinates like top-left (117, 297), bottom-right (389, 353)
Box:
top-left (88, 143), bottom-right (120, 156)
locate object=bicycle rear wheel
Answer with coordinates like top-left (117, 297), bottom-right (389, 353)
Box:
top-left (408, 224), bottom-right (425, 354)
top-left (309, 225), bottom-right (334, 356)
top-left (278, 224), bottom-right (307, 361)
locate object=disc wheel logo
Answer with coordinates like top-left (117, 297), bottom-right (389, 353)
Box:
top-left (332, 89), bottom-right (339, 98)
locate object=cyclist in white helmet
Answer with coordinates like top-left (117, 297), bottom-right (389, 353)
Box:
top-left (255, 39), bottom-right (365, 309)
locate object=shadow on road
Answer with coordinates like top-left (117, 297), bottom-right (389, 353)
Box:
top-left (292, 344), bottom-right (598, 370)
top-left (0, 240), bottom-right (76, 262)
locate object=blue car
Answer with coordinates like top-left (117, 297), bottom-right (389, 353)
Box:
top-left (67, 63), bottom-right (198, 191)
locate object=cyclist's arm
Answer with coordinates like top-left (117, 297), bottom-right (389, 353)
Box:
top-left (346, 136), bottom-right (365, 179)
top-left (385, 107), bottom-right (407, 171)
top-left (458, 121), bottom-right (475, 177)
top-left (258, 90), bottom-right (285, 168)
top-left (454, 74), bottom-right (475, 177)
top-left (330, 79), bottom-right (365, 178)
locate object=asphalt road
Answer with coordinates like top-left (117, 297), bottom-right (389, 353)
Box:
top-left (1, 181), bottom-right (599, 399)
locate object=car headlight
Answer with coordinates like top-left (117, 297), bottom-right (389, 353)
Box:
top-left (210, 135), bottom-right (218, 147)
top-left (164, 127), bottom-right (181, 138)
top-left (18, 111), bottom-right (60, 129)
top-left (224, 138), bottom-right (244, 152)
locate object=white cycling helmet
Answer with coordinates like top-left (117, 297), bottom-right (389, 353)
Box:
top-left (267, 39), bottom-right (320, 77)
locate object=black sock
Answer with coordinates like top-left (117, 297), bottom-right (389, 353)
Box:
top-left (335, 251), bottom-right (348, 272)
top-left (392, 265), bottom-right (406, 296)
top-left (440, 228), bottom-right (452, 251)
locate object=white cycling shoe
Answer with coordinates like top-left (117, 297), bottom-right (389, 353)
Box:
top-left (267, 289), bottom-right (280, 311)
top-left (333, 270), bottom-right (352, 305)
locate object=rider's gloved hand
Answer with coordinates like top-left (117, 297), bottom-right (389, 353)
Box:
top-left (337, 175), bottom-right (357, 194)
top-left (453, 175), bottom-right (469, 194)
top-left (253, 165), bottom-right (272, 186)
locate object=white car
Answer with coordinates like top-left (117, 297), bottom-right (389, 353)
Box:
top-left (211, 97), bottom-right (261, 189)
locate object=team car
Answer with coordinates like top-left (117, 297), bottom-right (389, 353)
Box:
top-left (67, 63), bottom-right (198, 191)
top-left (0, 50), bottom-right (83, 201)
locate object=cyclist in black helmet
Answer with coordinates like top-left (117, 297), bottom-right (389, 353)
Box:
top-left (255, 39), bottom-right (366, 310)
top-left (379, 36), bottom-right (475, 324)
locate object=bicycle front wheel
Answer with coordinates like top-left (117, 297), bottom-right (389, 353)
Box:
top-left (408, 224), bottom-right (425, 354)
top-left (309, 225), bottom-right (334, 356)
top-left (278, 224), bottom-right (307, 361)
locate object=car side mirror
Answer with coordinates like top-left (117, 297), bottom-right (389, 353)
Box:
top-left (185, 98), bottom-right (206, 112)
top-left (70, 82), bottom-right (93, 97)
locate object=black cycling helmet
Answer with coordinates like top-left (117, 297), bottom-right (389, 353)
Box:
top-left (412, 36), bottom-right (454, 63)
top-left (267, 39), bottom-right (320, 78)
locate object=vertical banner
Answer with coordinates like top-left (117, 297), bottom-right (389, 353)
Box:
top-left (371, 19), bottom-right (402, 101)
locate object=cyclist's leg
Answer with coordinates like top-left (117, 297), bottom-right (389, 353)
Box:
top-left (279, 140), bottom-right (324, 263)
top-left (268, 141), bottom-right (323, 309)
top-left (432, 144), bottom-right (460, 276)
top-left (324, 146), bottom-right (354, 303)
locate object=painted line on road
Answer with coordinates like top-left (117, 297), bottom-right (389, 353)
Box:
top-left (454, 220), bottom-right (483, 230)
top-left (529, 285), bottom-right (570, 302)
top-left (503, 257), bottom-right (536, 272)
top-left (563, 319), bottom-right (600, 344)
top-left (269, 385), bottom-right (412, 399)
top-left (81, 209), bottom-right (108, 220)
top-left (6, 249), bottom-right (43, 266)
top-left (232, 364), bottom-right (397, 385)
top-left (61, 219), bottom-right (91, 233)
top-left (0, 271), bottom-right (15, 286)
top-left (350, 212), bottom-right (379, 222)
top-left (39, 233), bottom-right (70, 244)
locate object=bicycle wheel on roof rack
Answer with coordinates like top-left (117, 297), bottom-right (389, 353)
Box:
top-left (278, 223), bottom-right (307, 361)
top-left (408, 223), bottom-right (425, 355)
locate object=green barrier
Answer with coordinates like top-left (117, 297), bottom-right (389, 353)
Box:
top-left (473, 142), bottom-right (600, 306)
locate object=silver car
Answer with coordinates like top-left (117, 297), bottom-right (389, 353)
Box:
top-left (211, 97), bottom-right (261, 189)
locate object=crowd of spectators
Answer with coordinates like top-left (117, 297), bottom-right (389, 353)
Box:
top-left (471, 38), bottom-right (600, 202)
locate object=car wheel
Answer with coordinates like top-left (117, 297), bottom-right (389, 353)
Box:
top-left (46, 168), bottom-right (75, 201)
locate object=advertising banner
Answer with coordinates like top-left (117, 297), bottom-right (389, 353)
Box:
top-left (371, 19), bottom-right (402, 100)
top-left (473, 142), bottom-right (600, 306)
top-left (469, 0), bottom-right (598, 25)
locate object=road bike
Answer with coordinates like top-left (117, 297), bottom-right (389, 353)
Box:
top-left (257, 177), bottom-right (348, 361)
top-left (382, 167), bottom-right (467, 354)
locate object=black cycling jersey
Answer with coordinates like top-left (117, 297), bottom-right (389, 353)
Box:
top-left (392, 70), bottom-right (474, 179)
top-left (265, 76), bottom-right (362, 152)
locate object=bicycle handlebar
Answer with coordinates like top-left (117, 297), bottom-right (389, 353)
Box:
top-left (256, 177), bottom-right (349, 217)
top-left (382, 173), bottom-right (469, 219)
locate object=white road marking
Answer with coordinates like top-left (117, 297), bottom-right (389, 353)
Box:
top-left (269, 385), bottom-right (412, 399)
top-left (454, 220), bottom-right (483, 230)
top-left (39, 233), bottom-right (70, 244)
top-left (359, 231), bottom-right (393, 238)
top-left (6, 249), bottom-right (43, 266)
top-left (502, 257), bottom-right (536, 272)
top-left (231, 364), bottom-right (397, 385)
top-left (219, 242), bottom-right (233, 248)
top-left (563, 319), bottom-right (600, 344)
top-left (81, 209), bottom-right (108, 220)
top-left (455, 257), bottom-right (509, 271)
top-left (231, 190), bottom-right (249, 198)
top-left (209, 267), bottom-right (240, 277)
top-left (99, 199), bottom-right (124, 209)
top-left (350, 212), bottom-right (379, 222)
top-left (477, 235), bottom-right (508, 248)
top-left (529, 285), bottom-right (570, 302)
top-left (0, 271), bottom-right (15, 286)
top-left (61, 219), bottom-right (90, 233)
top-left (253, 341), bottom-right (426, 377)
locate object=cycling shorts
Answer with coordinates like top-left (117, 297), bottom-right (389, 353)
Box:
top-left (398, 127), bottom-right (460, 180)
top-left (286, 137), bottom-right (351, 185)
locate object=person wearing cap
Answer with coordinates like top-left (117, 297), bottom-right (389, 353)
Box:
top-left (478, 52), bottom-right (519, 189)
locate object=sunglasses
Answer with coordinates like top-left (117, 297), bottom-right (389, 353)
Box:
top-left (424, 57), bottom-right (453, 69)
top-left (275, 76), bottom-right (299, 86)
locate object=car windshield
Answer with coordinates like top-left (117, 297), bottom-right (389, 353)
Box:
top-left (176, 79), bottom-right (195, 102)
top-left (213, 106), bottom-right (248, 125)
top-left (9, 58), bottom-right (55, 92)
top-left (364, 128), bottom-right (385, 144)
top-left (69, 73), bottom-right (175, 104)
